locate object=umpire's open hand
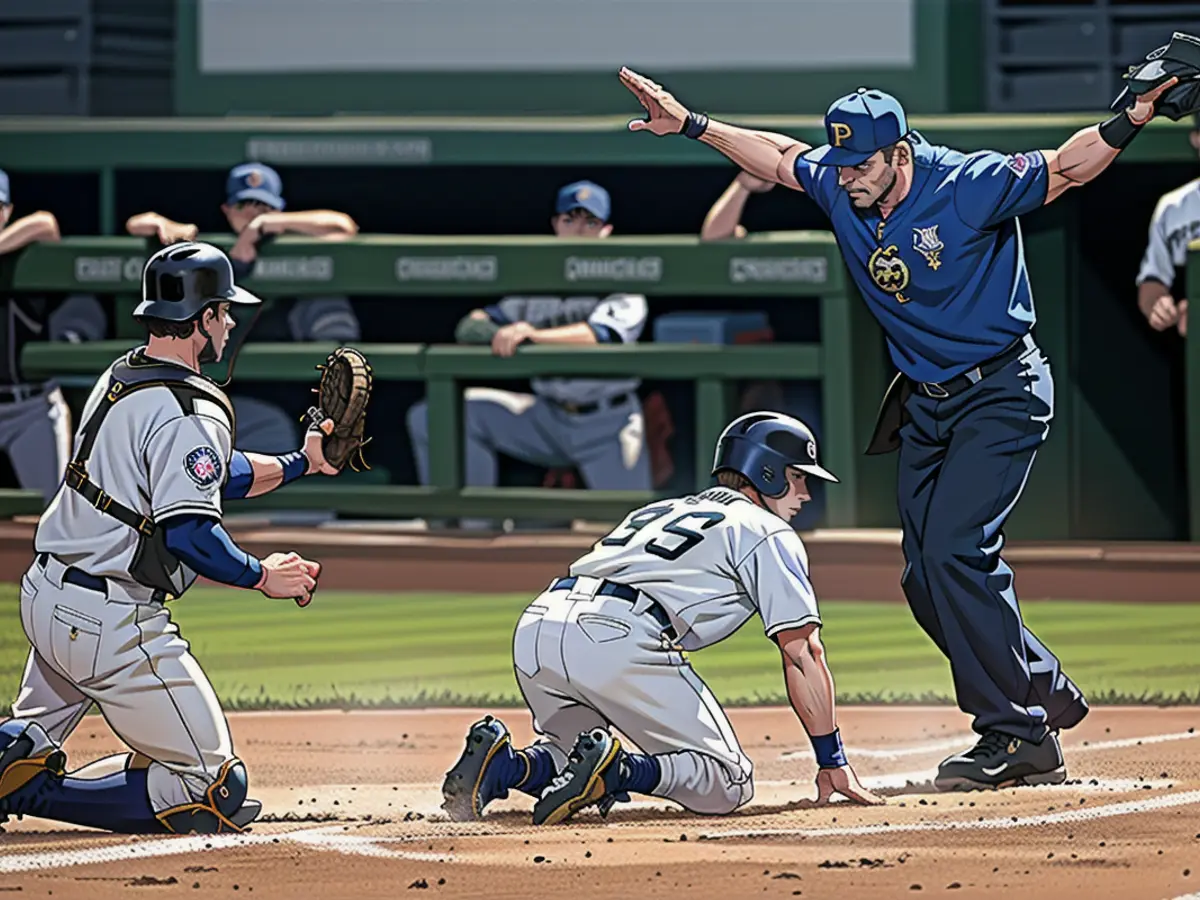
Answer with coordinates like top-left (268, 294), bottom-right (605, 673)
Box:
top-left (620, 67), bottom-right (690, 136)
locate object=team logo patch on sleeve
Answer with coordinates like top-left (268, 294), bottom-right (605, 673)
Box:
top-left (1004, 153), bottom-right (1031, 178)
top-left (184, 446), bottom-right (224, 488)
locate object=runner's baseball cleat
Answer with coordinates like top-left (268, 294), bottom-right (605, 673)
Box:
top-left (533, 727), bottom-right (626, 826)
top-left (441, 715), bottom-right (516, 821)
top-left (934, 731), bottom-right (1066, 791)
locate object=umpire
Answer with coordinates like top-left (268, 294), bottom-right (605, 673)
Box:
top-left (619, 64), bottom-right (1181, 790)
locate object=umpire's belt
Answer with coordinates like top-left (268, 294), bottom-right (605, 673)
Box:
top-left (917, 333), bottom-right (1037, 400)
top-left (550, 575), bottom-right (676, 640)
top-left (36, 553), bottom-right (170, 605)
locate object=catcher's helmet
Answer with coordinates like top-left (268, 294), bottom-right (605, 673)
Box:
top-left (133, 241), bottom-right (262, 322)
top-left (712, 411), bottom-right (837, 498)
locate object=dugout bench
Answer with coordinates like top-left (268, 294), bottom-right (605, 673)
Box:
top-left (0, 232), bottom-right (890, 527)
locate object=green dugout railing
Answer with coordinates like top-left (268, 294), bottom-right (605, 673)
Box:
top-left (1, 233), bottom-right (889, 526)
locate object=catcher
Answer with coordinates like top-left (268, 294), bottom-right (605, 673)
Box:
top-left (0, 242), bottom-right (371, 834)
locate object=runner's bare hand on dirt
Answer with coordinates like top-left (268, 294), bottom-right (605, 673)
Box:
top-left (815, 764), bottom-right (886, 806)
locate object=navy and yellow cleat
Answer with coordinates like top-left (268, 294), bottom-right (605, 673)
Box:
top-left (0, 720), bottom-right (66, 812)
top-left (441, 716), bottom-right (516, 822)
top-left (532, 727), bottom-right (624, 827)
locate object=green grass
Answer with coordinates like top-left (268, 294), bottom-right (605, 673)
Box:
top-left (3, 585), bottom-right (1200, 709)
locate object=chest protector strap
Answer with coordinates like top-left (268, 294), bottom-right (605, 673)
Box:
top-left (65, 352), bottom-right (235, 538)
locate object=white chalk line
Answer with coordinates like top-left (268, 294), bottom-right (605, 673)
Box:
top-left (0, 825), bottom-right (329, 874)
top-left (780, 729), bottom-right (1200, 762)
top-left (699, 788), bottom-right (1200, 841)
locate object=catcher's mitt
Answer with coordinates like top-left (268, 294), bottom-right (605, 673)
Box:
top-left (306, 347), bottom-right (373, 472)
top-left (1112, 31), bottom-right (1200, 121)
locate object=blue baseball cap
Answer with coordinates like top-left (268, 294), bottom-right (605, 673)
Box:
top-left (0, 170), bottom-right (9, 205)
top-left (225, 163), bottom-right (285, 210)
top-left (556, 181), bottom-right (610, 222)
top-left (802, 88), bottom-right (910, 167)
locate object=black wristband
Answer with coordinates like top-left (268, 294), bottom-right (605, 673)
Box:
top-left (1098, 110), bottom-right (1146, 150)
top-left (681, 111), bottom-right (710, 140)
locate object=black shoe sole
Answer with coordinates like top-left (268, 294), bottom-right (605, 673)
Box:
top-left (934, 766), bottom-right (1067, 792)
top-left (441, 717), bottom-right (509, 822)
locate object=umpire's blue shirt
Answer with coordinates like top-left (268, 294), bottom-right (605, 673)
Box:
top-left (795, 135), bottom-right (1049, 384)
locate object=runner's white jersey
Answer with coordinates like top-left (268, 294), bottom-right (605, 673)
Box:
top-left (569, 487), bottom-right (820, 650)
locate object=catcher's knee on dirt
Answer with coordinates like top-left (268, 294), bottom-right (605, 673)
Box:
top-left (154, 758), bottom-right (255, 834)
top-left (656, 750), bottom-right (754, 815)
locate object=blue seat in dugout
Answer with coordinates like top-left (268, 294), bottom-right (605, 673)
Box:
top-left (651, 312), bottom-right (826, 529)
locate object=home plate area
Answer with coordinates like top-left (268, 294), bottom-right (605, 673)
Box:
top-left (1, 707), bottom-right (1199, 900)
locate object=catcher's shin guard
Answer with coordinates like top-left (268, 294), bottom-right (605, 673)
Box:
top-left (156, 759), bottom-right (260, 834)
top-left (0, 744), bottom-right (259, 834)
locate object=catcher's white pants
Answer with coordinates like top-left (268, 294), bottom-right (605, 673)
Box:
top-left (514, 577), bottom-right (754, 815)
top-left (10, 556), bottom-right (235, 812)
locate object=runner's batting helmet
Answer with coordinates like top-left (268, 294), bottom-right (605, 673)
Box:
top-left (712, 411), bottom-right (838, 498)
top-left (134, 242), bottom-right (262, 322)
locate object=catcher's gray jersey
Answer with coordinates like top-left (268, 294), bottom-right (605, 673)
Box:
top-left (492, 293), bottom-right (647, 405)
top-left (569, 486), bottom-right (820, 650)
top-left (36, 357), bottom-right (233, 598)
top-left (1137, 178), bottom-right (1200, 290)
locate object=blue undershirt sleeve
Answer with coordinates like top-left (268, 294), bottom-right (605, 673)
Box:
top-left (223, 450), bottom-right (254, 499)
top-left (162, 513), bottom-right (263, 589)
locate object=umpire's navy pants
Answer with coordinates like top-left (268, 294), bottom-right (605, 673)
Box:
top-left (897, 340), bottom-right (1087, 743)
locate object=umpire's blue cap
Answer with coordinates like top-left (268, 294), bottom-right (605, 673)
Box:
top-left (802, 88), bottom-right (910, 167)
top-left (556, 181), bottom-right (611, 222)
top-left (225, 163), bottom-right (286, 210)
top-left (0, 170), bottom-right (10, 205)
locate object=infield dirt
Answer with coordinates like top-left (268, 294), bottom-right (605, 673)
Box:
top-left (1, 707), bottom-right (1199, 899)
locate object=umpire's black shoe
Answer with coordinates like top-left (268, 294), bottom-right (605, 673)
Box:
top-left (934, 731), bottom-right (1065, 792)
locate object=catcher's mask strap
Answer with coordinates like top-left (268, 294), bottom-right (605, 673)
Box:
top-left (209, 302), bottom-right (265, 388)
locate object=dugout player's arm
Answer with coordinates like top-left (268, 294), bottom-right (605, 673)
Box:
top-left (530, 293), bottom-right (648, 345)
top-left (700, 173), bottom-right (774, 241)
top-left (0, 211), bottom-right (60, 255)
top-left (251, 210), bottom-right (359, 239)
top-left (1135, 195), bottom-right (1187, 328)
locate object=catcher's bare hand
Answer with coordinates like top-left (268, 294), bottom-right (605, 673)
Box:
top-left (1131, 75), bottom-right (1180, 123)
top-left (302, 417), bottom-right (339, 476)
top-left (492, 322), bottom-right (536, 357)
top-left (620, 67), bottom-right (690, 136)
top-left (1179, 298), bottom-right (1189, 337)
top-left (815, 765), bottom-right (885, 807)
top-left (257, 551), bottom-right (320, 605)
